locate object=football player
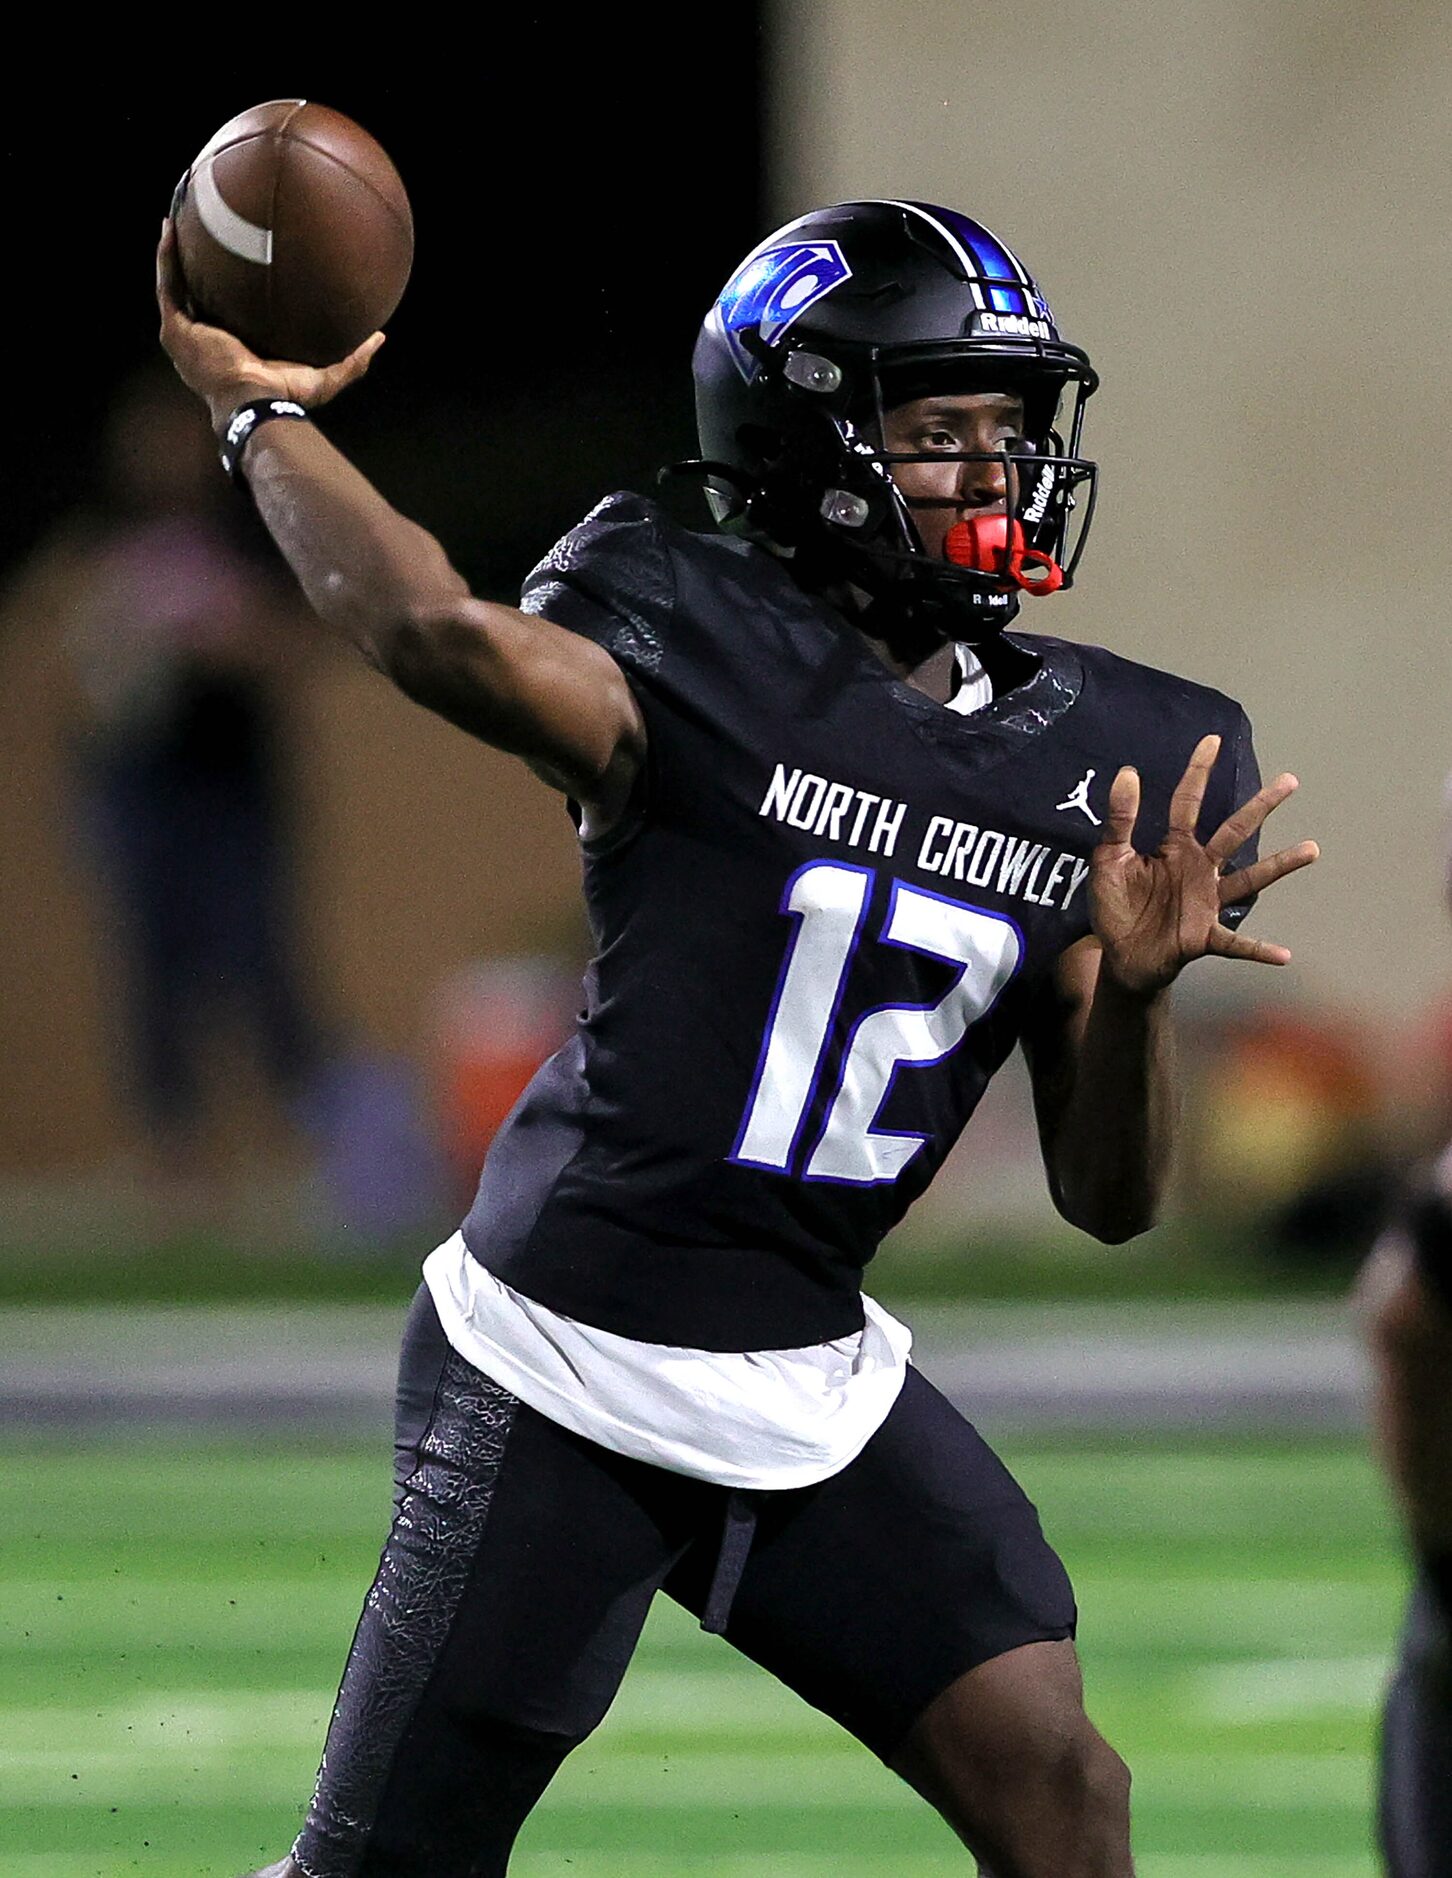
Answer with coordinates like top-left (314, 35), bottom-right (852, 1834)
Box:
top-left (157, 199), bottom-right (1317, 1878)
top-left (1360, 800), bottom-right (1452, 1878)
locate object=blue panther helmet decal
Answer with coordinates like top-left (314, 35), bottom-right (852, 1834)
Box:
top-left (713, 239), bottom-right (854, 381)
top-left (689, 200), bottom-right (1100, 636)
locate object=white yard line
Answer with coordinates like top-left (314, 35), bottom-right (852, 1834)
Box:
top-left (1191, 1653), bottom-right (1392, 1721)
top-left (0, 1300), bottom-right (1368, 1430)
top-left (0, 1673), bottom-right (1380, 1814)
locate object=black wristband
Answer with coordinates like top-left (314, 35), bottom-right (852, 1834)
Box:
top-left (218, 397), bottom-right (310, 481)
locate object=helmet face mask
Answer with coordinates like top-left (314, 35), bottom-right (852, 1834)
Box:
top-left (691, 201), bottom-right (1099, 638)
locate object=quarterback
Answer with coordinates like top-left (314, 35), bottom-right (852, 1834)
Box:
top-left (158, 199), bottom-right (1316, 1877)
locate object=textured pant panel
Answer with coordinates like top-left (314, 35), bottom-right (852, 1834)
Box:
top-left (289, 1290), bottom-right (693, 1878)
top-left (294, 1353), bottom-right (517, 1878)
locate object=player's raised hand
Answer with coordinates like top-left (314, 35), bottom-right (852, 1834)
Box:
top-left (156, 221), bottom-right (383, 428)
top-left (1088, 733), bottom-right (1319, 995)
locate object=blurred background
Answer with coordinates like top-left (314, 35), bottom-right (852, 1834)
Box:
top-left (3, 7), bottom-right (1449, 1875)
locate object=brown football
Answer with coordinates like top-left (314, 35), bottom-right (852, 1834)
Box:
top-left (172, 99), bottom-right (413, 366)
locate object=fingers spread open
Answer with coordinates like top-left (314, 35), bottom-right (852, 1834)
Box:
top-left (1208, 923), bottom-right (1292, 966)
top-left (1167, 733), bottom-right (1222, 834)
top-left (1219, 839), bottom-right (1320, 905)
top-left (1101, 764), bottom-right (1141, 849)
top-left (1205, 773), bottom-right (1299, 864)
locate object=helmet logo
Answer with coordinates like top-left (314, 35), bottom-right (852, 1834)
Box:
top-left (714, 240), bottom-right (853, 381)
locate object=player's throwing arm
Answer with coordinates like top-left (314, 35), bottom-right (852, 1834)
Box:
top-left (155, 224), bottom-right (645, 832)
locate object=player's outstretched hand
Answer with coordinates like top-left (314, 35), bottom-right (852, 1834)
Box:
top-left (1088, 733), bottom-right (1319, 995)
top-left (156, 220), bottom-right (383, 429)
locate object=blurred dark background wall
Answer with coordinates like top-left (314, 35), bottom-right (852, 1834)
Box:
top-left (0, 38), bottom-right (764, 1177)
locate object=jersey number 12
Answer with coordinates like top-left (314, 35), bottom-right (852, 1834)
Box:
top-left (730, 859), bottom-right (1022, 1186)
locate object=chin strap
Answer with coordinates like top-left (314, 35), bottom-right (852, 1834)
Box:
top-left (944, 516), bottom-right (1064, 595)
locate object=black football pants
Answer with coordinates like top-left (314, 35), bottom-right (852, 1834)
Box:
top-left (289, 1284), bottom-right (1076, 1877)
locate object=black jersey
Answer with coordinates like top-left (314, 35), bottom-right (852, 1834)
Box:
top-left (461, 493), bottom-right (1260, 1350)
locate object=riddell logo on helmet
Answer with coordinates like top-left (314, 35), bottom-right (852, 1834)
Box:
top-left (974, 311), bottom-right (1051, 341)
top-left (1022, 466), bottom-right (1054, 525)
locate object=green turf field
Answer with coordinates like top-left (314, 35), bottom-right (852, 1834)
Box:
top-left (1, 1435), bottom-right (1406, 1877)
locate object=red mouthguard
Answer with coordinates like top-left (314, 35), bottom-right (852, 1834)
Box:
top-left (943, 516), bottom-right (1064, 595)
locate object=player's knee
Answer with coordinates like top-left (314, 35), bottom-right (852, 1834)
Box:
top-left (928, 1707), bottom-right (1130, 1862)
top-left (1012, 1720), bottom-right (1130, 1853)
top-left (1014, 1720), bottom-right (1127, 1870)
top-left (1072, 1732), bottom-right (1131, 1827)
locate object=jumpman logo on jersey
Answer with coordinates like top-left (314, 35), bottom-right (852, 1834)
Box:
top-left (1056, 768), bottom-right (1102, 825)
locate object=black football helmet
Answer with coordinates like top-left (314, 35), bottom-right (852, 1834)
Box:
top-left (690, 199), bottom-right (1099, 635)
